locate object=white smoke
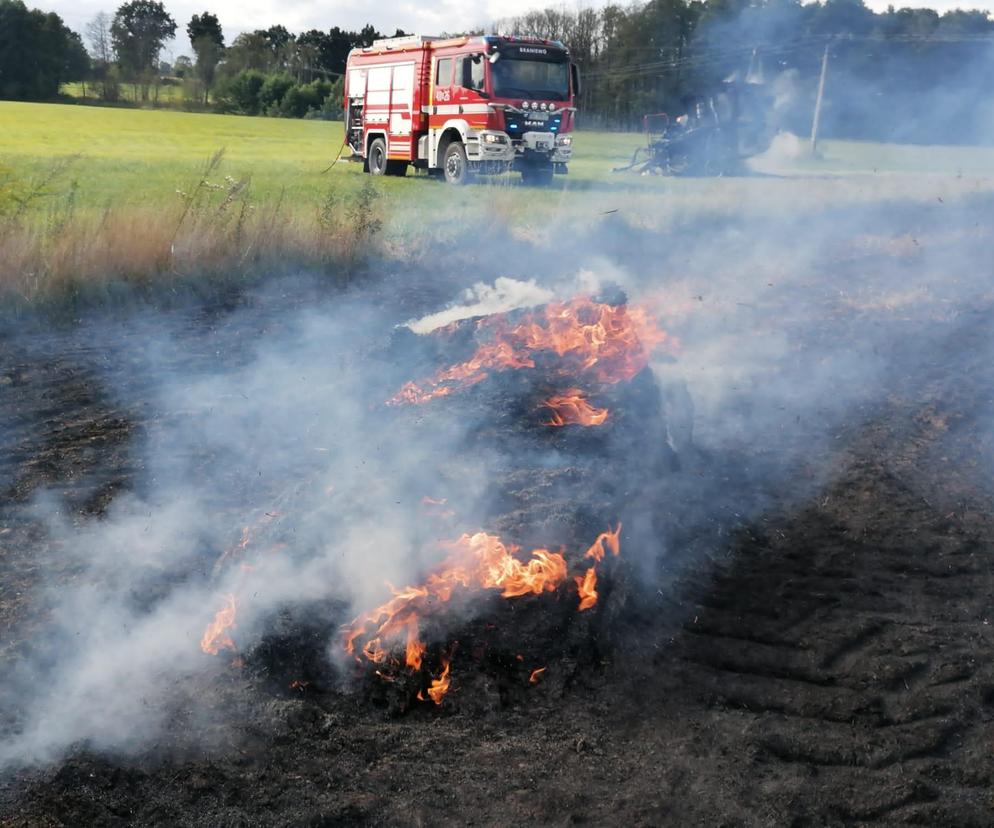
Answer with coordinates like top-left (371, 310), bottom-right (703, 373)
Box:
top-left (2, 175), bottom-right (993, 771)
top-left (406, 276), bottom-right (554, 333)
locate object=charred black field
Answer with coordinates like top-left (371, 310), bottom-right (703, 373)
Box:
top-left (2, 193), bottom-right (994, 826)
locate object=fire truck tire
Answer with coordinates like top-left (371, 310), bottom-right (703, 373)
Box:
top-left (442, 142), bottom-right (473, 185)
top-left (367, 138), bottom-right (388, 176)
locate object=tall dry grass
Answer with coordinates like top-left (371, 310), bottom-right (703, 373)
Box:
top-left (0, 151), bottom-right (385, 305)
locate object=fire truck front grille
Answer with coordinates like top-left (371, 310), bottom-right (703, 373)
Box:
top-left (504, 111), bottom-right (564, 138)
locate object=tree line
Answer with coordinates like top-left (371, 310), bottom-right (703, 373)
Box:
top-left (494, 0), bottom-right (994, 141)
top-left (0, 0), bottom-right (400, 116)
top-left (2, 0), bottom-right (994, 141)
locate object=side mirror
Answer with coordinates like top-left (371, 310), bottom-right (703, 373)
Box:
top-left (488, 51), bottom-right (500, 64)
top-left (571, 63), bottom-right (581, 98)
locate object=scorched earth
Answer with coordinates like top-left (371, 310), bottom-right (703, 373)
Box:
top-left (2, 195), bottom-right (994, 825)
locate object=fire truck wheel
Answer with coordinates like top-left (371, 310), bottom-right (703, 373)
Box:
top-left (443, 142), bottom-right (472, 185)
top-left (367, 138), bottom-right (388, 176)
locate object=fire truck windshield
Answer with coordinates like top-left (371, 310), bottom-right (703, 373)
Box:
top-left (491, 56), bottom-right (569, 102)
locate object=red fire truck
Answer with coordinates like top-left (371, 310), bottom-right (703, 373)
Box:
top-left (344, 35), bottom-right (579, 185)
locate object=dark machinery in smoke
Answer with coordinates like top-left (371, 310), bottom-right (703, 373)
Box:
top-left (614, 74), bottom-right (776, 177)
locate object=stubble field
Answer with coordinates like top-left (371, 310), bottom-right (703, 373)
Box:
top-left (2, 101), bottom-right (994, 825)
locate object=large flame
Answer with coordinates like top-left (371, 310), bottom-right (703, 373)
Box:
top-left (201, 593), bottom-right (238, 655)
top-left (344, 532), bottom-right (569, 665)
top-left (541, 388), bottom-right (610, 427)
top-left (389, 298), bottom-right (672, 406)
top-left (343, 525), bottom-right (621, 701)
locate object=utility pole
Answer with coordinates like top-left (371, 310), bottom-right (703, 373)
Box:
top-left (810, 41), bottom-right (830, 156)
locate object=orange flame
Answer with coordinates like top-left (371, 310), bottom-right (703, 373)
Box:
top-left (343, 533), bottom-right (568, 668)
top-left (585, 523), bottom-right (622, 562)
top-left (389, 298), bottom-right (672, 405)
top-left (201, 593), bottom-right (238, 655)
top-left (426, 655), bottom-right (452, 705)
top-left (529, 667), bottom-right (547, 684)
top-left (212, 525), bottom-right (253, 573)
top-left (343, 525), bottom-right (622, 701)
top-left (541, 388), bottom-right (610, 427)
top-left (213, 509), bottom-right (284, 575)
top-left (404, 616), bottom-right (425, 671)
top-left (576, 567), bottom-right (598, 611)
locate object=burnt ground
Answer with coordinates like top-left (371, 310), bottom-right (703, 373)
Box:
top-left (2, 205), bottom-right (994, 825)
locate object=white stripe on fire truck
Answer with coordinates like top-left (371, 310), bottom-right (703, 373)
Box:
top-left (422, 104), bottom-right (491, 116)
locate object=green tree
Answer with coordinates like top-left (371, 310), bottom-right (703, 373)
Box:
top-left (222, 31), bottom-right (272, 74)
top-left (218, 68), bottom-right (265, 113)
top-left (937, 8), bottom-right (992, 36)
top-left (173, 54), bottom-right (192, 77)
top-left (295, 25), bottom-right (386, 78)
top-left (110, 0), bottom-right (176, 100)
top-left (85, 11), bottom-right (119, 101)
top-left (255, 24), bottom-right (294, 70)
top-left (0, 0), bottom-right (89, 100)
top-left (275, 78), bottom-right (333, 117)
top-left (258, 72), bottom-right (294, 112)
top-left (811, 0), bottom-right (875, 36)
top-left (187, 11), bottom-right (224, 104)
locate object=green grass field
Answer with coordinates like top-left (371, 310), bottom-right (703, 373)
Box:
top-left (5, 100), bottom-right (994, 215)
top-left (3, 100), bottom-right (994, 301)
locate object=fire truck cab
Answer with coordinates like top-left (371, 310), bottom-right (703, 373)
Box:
top-left (345, 34), bottom-right (579, 185)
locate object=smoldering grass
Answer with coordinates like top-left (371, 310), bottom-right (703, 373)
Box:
top-left (4, 129), bottom-right (994, 310)
top-left (0, 153), bottom-right (387, 307)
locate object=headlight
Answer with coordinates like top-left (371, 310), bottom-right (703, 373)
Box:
top-left (556, 135), bottom-right (572, 146)
top-left (483, 133), bottom-right (507, 144)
